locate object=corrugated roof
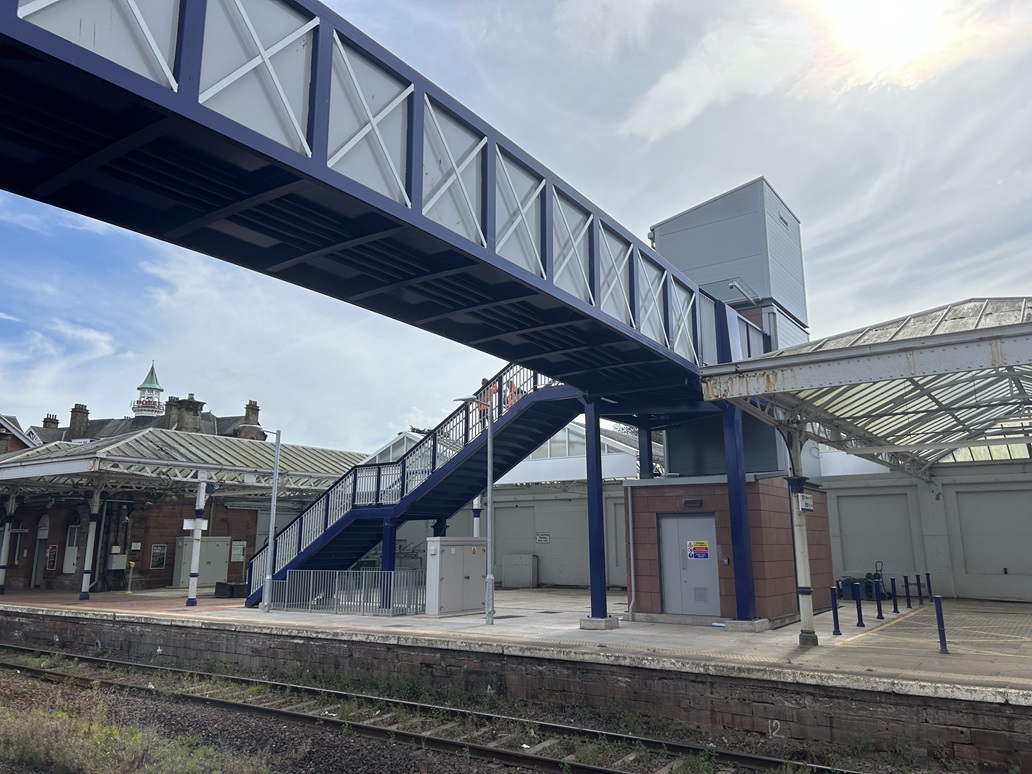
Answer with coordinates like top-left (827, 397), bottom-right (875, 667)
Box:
top-left (703, 298), bottom-right (1032, 477)
top-left (0, 427), bottom-right (366, 497)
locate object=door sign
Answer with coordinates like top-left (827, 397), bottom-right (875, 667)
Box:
top-left (687, 540), bottom-right (709, 559)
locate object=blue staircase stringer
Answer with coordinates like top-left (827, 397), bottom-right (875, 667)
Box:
top-left (245, 365), bottom-right (582, 606)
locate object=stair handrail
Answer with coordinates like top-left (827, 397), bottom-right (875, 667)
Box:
top-left (248, 363), bottom-right (562, 594)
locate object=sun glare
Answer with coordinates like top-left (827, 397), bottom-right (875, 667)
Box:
top-left (811, 0), bottom-right (952, 73)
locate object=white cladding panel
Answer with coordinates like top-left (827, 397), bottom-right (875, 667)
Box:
top-left (530, 500), bottom-right (592, 585)
top-left (199, 0), bottom-right (315, 155)
top-left (837, 493), bottom-right (916, 577)
top-left (652, 181), bottom-right (770, 297)
top-left (19, 0), bottom-right (180, 89)
top-left (762, 184), bottom-right (807, 325)
top-left (955, 490), bottom-right (1032, 577)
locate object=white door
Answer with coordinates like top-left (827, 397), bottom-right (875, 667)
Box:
top-left (62, 522), bottom-right (79, 574)
top-left (659, 514), bottom-right (720, 616)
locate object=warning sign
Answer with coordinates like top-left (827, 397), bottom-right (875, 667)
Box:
top-left (687, 541), bottom-right (709, 559)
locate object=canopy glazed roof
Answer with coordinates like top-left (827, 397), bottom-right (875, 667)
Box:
top-left (0, 427), bottom-right (365, 498)
top-left (702, 298), bottom-right (1032, 478)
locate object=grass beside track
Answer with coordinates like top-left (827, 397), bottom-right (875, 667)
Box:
top-left (0, 690), bottom-right (269, 774)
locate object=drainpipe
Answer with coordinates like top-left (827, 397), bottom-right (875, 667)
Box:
top-left (626, 483), bottom-right (636, 622)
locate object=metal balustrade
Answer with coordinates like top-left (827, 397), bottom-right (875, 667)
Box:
top-left (269, 569), bottom-right (425, 616)
top-left (247, 362), bottom-right (560, 600)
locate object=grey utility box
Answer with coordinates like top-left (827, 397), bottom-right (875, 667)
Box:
top-left (172, 536), bottom-right (231, 588)
top-left (425, 537), bottom-right (487, 616)
top-left (502, 554), bottom-right (538, 588)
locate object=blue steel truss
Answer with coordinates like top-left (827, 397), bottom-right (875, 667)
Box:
top-left (0, 0), bottom-right (765, 620)
top-left (0, 0), bottom-right (755, 404)
top-left (245, 363), bottom-right (582, 606)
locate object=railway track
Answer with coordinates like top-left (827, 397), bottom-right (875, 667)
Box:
top-left (0, 643), bottom-right (857, 773)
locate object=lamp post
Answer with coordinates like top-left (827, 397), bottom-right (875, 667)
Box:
top-left (262, 429), bottom-right (282, 613)
top-left (456, 394), bottom-right (494, 625)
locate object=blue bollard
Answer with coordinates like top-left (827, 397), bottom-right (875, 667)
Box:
top-left (904, 575), bottom-right (912, 608)
top-left (853, 583), bottom-right (865, 627)
top-left (916, 574), bottom-right (924, 605)
top-left (890, 577), bottom-right (899, 613)
top-left (926, 572), bottom-right (933, 599)
top-left (934, 596), bottom-right (949, 654)
top-left (831, 587), bottom-right (842, 635)
top-left (874, 579), bottom-right (884, 620)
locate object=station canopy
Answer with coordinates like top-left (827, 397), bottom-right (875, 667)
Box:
top-left (702, 298), bottom-right (1032, 479)
top-left (0, 428), bottom-right (365, 500)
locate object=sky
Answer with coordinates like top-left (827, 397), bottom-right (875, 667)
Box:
top-left (1, 0), bottom-right (1031, 454)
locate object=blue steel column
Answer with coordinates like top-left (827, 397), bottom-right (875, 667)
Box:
top-left (174, 0), bottom-right (207, 101)
top-left (722, 403), bottom-right (757, 621)
top-left (433, 515), bottom-right (447, 537)
top-left (380, 518), bottom-right (397, 572)
top-left (483, 139), bottom-right (497, 255)
top-left (306, 20), bottom-right (334, 167)
top-left (584, 399), bottom-right (608, 619)
top-left (637, 426), bottom-right (654, 479)
top-left (407, 85), bottom-right (425, 208)
top-left (542, 184), bottom-right (554, 280)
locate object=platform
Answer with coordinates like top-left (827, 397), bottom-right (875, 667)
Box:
top-left (1, 586), bottom-right (1030, 705)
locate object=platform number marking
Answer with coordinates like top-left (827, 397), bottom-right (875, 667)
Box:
top-left (768, 719), bottom-right (783, 738)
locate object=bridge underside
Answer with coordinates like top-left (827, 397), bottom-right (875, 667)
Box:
top-left (0, 19), bottom-right (701, 406)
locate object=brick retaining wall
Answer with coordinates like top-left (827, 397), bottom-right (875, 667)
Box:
top-left (1, 610), bottom-right (1027, 770)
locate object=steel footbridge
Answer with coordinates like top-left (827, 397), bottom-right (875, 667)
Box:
top-left (0, 0), bottom-right (758, 617)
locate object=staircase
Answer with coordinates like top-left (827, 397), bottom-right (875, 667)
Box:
top-left (245, 364), bottom-right (582, 606)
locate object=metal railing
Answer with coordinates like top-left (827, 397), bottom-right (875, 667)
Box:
top-left (248, 363), bottom-right (561, 598)
top-left (265, 569), bottom-right (425, 616)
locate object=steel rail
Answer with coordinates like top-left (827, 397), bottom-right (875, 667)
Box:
top-left (0, 644), bottom-right (859, 774)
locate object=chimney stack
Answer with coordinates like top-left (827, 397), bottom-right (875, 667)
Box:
top-left (42, 413), bottom-right (59, 429)
top-left (175, 393), bottom-right (204, 433)
top-left (244, 400), bottom-right (260, 426)
top-left (69, 403), bottom-right (89, 439)
top-left (164, 396), bottom-right (180, 429)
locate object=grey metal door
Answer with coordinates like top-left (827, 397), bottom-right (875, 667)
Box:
top-left (659, 514), bottom-right (720, 615)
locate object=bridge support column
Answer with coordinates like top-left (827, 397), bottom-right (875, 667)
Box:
top-left (722, 403), bottom-right (756, 621)
top-left (380, 518), bottom-right (398, 611)
top-left (80, 490), bottom-right (104, 601)
top-left (581, 399), bottom-right (617, 629)
top-left (638, 427), bottom-right (654, 479)
top-left (432, 515), bottom-right (448, 537)
top-left (380, 518), bottom-right (397, 572)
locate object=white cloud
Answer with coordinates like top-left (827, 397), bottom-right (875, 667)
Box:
top-left (0, 311), bottom-right (19, 322)
top-left (553, 0), bottom-right (661, 61)
top-left (620, 0), bottom-right (1032, 142)
top-left (2, 0), bottom-right (1031, 451)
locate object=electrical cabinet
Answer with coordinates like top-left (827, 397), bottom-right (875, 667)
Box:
top-left (172, 536), bottom-right (231, 588)
top-left (425, 537), bottom-right (486, 616)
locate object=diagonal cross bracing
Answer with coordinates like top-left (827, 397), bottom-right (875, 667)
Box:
top-left (0, 0), bottom-right (721, 405)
